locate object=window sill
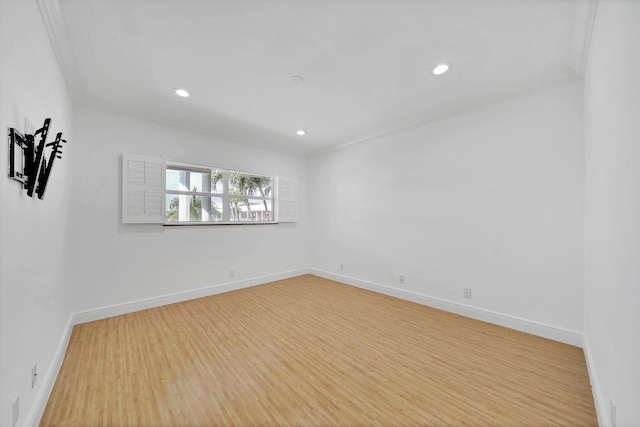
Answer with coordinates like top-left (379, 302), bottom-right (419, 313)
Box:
top-left (163, 221), bottom-right (279, 226)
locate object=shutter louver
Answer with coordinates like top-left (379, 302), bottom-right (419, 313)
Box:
top-left (277, 177), bottom-right (297, 223)
top-left (122, 154), bottom-right (165, 224)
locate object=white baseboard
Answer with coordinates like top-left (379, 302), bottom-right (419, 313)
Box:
top-left (310, 269), bottom-right (584, 347)
top-left (73, 268), bottom-right (311, 325)
top-left (24, 315), bottom-right (74, 427)
top-left (583, 334), bottom-right (608, 427)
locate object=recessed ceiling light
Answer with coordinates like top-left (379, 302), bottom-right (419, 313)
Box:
top-left (432, 63), bottom-right (451, 75)
top-left (174, 88), bottom-right (190, 97)
top-left (296, 129), bottom-right (306, 136)
top-left (290, 75), bottom-right (305, 84)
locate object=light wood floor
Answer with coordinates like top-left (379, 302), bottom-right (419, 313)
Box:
top-left (41, 275), bottom-right (597, 426)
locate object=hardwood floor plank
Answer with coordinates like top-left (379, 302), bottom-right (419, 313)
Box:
top-left (41, 275), bottom-right (597, 426)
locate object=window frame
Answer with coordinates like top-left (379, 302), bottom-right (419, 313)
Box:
top-left (164, 161), bottom-right (276, 226)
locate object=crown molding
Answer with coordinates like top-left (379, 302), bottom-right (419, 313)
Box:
top-left (36, 0), bottom-right (82, 98)
top-left (572, 0), bottom-right (599, 78)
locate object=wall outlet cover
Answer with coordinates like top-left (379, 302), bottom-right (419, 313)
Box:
top-left (32, 364), bottom-right (38, 388)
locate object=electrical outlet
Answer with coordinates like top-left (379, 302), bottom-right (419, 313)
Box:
top-left (32, 364), bottom-right (38, 388)
top-left (229, 269), bottom-right (235, 278)
top-left (12, 395), bottom-right (19, 427)
top-left (464, 288), bottom-right (472, 299)
top-left (399, 275), bottom-right (405, 284)
top-left (611, 400), bottom-right (616, 427)
top-left (339, 263), bottom-right (344, 271)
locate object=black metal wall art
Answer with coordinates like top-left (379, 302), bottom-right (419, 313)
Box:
top-left (7, 118), bottom-right (67, 200)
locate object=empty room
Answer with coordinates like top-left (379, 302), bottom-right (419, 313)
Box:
top-left (1, 0), bottom-right (639, 426)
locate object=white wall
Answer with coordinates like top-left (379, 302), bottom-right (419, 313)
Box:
top-left (309, 79), bottom-right (585, 335)
top-left (0, 0), bottom-right (74, 426)
top-left (69, 105), bottom-right (310, 314)
top-left (583, 1), bottom-right (640, 426)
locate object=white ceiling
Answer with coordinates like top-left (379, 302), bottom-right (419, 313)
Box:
top-left (41, 0), bottom-right (594, 155)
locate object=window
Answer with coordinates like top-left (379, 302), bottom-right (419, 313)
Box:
top-left (122, 154), bottom-right (295, 225)
top-left (165, 163), bottom-right (274, 224)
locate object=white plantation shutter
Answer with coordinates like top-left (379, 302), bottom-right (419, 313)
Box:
top-left (277, 177), bottom-right (297, 223)
top-left (122, 154), bottom-right (165, 223)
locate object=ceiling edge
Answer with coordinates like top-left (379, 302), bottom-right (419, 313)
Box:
top-left (324, 74), bottom-right (580, 157)
top-left (571, 0), bottom-right (599, 78)
top-left (36, 0), bottom-right (81, 98)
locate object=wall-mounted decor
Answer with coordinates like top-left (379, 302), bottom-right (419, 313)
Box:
top-left (7, 118), bottom-right (67, 200)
